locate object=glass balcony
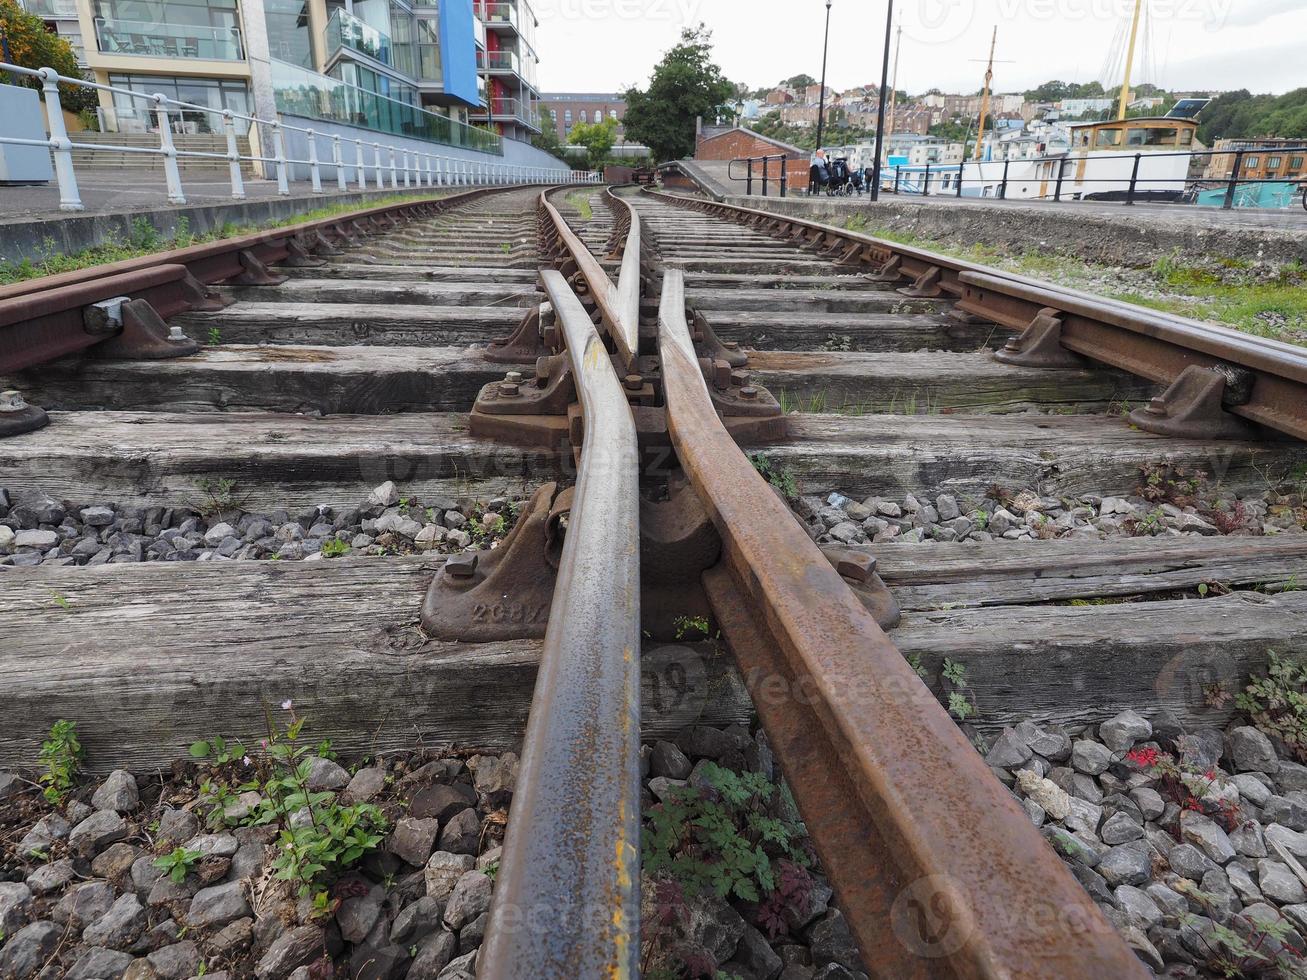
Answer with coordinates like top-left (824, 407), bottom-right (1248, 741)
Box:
top-left (482, 2), bottom-right (517, 31)
top-left (473, 96), bottom-right (540, 130)
top-left (21, 0), bottom-right (78, 17)
top-left (477, 49), bottom-right (519, 74)
top-left (324, 8), bottom-right (392, 67)
top-left (93, 17), bottom-right (244, 60)
top-left (271, 57), bottom-right (503, 154)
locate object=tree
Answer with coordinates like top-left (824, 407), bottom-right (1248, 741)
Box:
top-left (0, 0), bottom-right (95, 112)
top-left (622, 25), bottom-right (736, 164)
top-left (782, 73), bottom-right (816, 90)
top-left (567, 116), bottom-right (618, 170)
top-left (531, 122), bottom-right (567, 161)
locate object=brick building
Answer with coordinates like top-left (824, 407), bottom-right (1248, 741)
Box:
top-left (694, 126), bottom-right (811, 188)
top-left (540, 92), bottom-right (628, 143)
top-left (1203, 138), bottom-right (1306, 182)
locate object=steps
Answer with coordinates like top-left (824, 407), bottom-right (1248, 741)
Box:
top-left (69, 131), bottom-right (256, 176)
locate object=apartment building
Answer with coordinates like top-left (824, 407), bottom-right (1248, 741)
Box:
top-left (17, 0), bottom-right (534, 147)
top-left (1204, 138), bottom-right (1306, 182)
top-left (471, 0), bottom-right (542, 141)
top-left (540, 92), bottom-right (626, 143)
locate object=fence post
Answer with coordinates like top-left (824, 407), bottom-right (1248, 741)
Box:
top-left (332, 135), bottom-right (346, 192)
top-left (1223, 150), bottom-right (1245, 210)
top-left (763, 157), bottom-right (771, 197)
top-left (1053, 159), bottom-right (1065, 202)
top-left (401, 149), bottom-right (411, 188)
top-left (389, 147), bottom-right (398, 189)
top-left (355, 140), bottom-right (367, 190)
top-left (306, 130), bottom-right (323, 193)
top-left (956, 163), bottom-right (963, 198)
top-left (271, 120), bottom-right (290, 196)
top-left (923, 163), bottom-right (931, 197)
top-left (999, 158), bottom-right (1010, 200)
top-left (373, 143), bottom-right (384, 188)
top-left (780, 158), bottom-right (788, 198)
top-left (1126, 153), bottom-right (1142, 206)
top-left (37, 67), bottom-right (83, 211)
top-left (153, 94), bottom-right (187, 204)
top-left (222, 110), bottom-right (245, 200)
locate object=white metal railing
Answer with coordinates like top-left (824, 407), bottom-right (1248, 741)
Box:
top-left (0, 63), bottom-right (600, 212)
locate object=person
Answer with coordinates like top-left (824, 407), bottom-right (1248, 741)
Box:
top-left (809, 148), bottom-right (829, 196)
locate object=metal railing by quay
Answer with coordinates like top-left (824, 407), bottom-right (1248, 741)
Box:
top-left (0, 63), bottom-right (599, 213)
top-left (874, 145), bottom-right (1307, 211)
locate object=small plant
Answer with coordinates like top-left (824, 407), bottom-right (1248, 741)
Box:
top-left (38, 720), bottom-right (84, 804)
top-left (483, 859), bottom-right (500, 881)
top-left (154, 847), bottom-right (204, 883)
top-left (1179, 907), bottom-right (1305, 977)
top-left (206, 327), bottom-right (222, 346)
top-left (1125, 747), bottom-right (1242, 832)
top-left (1237, 651), bottom-right (1307, 764)
top-left (172, 215), bottom-right (193, 246)
top-left (469, 513), bottom-right (506, 542)
top-left (500, 242), bottom-right (512, 254)
top-left (748, 453), bottom-right (798, 500)
top-left (942, 658), bottom-right (975, 721)
top-left (195, 707), bottom-right (387, 896)
top-left (129, 216), bottom-right (161, 251)
top-left (320, 539), bottom-right (350, 558)
top-left (190, 735), bottom-right (247, 766)
top-left (672, 615), bottom-right (712, 641)
top-left (194, 477), bottom-right (248, 517)
top-left (819, 334), bottom-right (852, 352)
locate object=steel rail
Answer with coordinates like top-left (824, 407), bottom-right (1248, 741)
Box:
top-left (480, 268), bottom-right (642, 977)
top-left (540, 188), bottom-right (640, 368)
top-left (0, 185), bottom-right (548, 377)
top-left (643, 187), bottom-right (1307, 441)
top-left (657, 267), bottom-right (1146, 979)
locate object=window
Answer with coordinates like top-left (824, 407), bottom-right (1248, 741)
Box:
top-left (1292, 156), bottom-right (1304, 170)
top-left (1267, 156), bottom-right (1282, 170)
top-left (564, 109), bottom-right (572, 125)
top-left (608, 109), bottom-right (617, 120)
top-left (592, 110), bottom-right (601, 123)
top-left (1246, 156), bottom-right (1260, 168)
top-left (1094, 128), bottom-right (1122, 148)
top-left (1126, 127), bottom-right (1178, 146)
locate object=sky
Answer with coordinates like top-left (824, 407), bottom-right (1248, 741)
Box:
top-left (530, 0), bottom-right (1305, 97)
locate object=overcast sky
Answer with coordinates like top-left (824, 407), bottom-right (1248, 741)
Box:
top-left (532, 0), bottom-right (1304, 97)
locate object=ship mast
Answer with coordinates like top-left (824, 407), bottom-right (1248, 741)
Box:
top-left (1117, 0), bottom-right (1144, 120)
top-left (973, 26), bottom-right (996, 162)
top-left (887, 23), bottom-right (902, 139)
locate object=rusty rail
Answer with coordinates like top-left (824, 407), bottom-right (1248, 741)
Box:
top-left (643, 187), bottom-right (1307, 442)
top-left (480, 268), bottom-right (642, 976)
top-left (0, 185), bottom-right (547, 377)
top-left (656, 265), bottom-right (1146, 978)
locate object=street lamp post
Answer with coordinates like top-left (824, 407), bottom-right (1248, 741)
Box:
top-left (870, 0), bottom-right (894, 201)
top-left (814, 0), bottom-right (833, 154)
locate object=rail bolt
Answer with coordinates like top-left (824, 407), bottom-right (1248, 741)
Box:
top-left (834, 552), bottom-right (877, 582)
top-left (623, 374), bottom-right (643, 392)
top-left (730, 370), bottom-right (750, 387)
top-left (0, 391), bottom-right (29, 412)
top-left (445, 553), bottom-right (479, 579)
top-left (739, 386), bottom-right (759, 401)
top-left (168, 325), bottom-right (191, 343)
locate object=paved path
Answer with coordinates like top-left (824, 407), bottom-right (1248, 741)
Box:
top-left (0, 170), bottom-right (444, 223)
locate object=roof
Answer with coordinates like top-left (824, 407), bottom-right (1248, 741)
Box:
top-left (1069, 116), bottom-right (1198, 129)
top-left (539, 93), bottom-right (626, 102)
top-left (696, 126), bottom-right (807, 158)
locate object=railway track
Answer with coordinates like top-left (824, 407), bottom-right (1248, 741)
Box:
top-left (2, 178), bottom-right (1307, 978)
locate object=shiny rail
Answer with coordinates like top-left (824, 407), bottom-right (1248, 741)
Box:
top-left (643, 187), bottom-right (1307, 442)
top-left (655, 264), bottom-right (1146, 978)
top-left (480, 268), bottom-right (642, 975)
top-left (539, 187), bottom-right (641, 369)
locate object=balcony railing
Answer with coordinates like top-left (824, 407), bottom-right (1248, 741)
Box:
top-left (324, 8), bottom-right (392, 66)
top-left (21, 0), bottom-right (78, 17)
top-left (93, 17), bottom-right (244, 61)
top-left (472, 96), bottom-right (540, 130)
top-left (477, 49), bottom-right (519, 73)
top-left (482, 2), bottom-right (518, 30)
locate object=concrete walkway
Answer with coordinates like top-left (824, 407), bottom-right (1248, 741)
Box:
top-left (0, 169), bottom-right (448, 222)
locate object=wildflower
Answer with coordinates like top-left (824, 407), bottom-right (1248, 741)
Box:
top-left (1125, 747), bottom-right (1160, 767)
top-left (281, 699), bottom-right (294, 711)
top-left (243, 755), bottom-right (252, 766)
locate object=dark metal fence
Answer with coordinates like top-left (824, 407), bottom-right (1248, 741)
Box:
top-left (726, 154), bottom-right (790, 197)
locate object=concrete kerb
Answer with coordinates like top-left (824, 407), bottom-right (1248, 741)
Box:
top-left (722, 194), bottom-right (1307, 267)
top-left (0, 185), bottom-right (457, 265)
